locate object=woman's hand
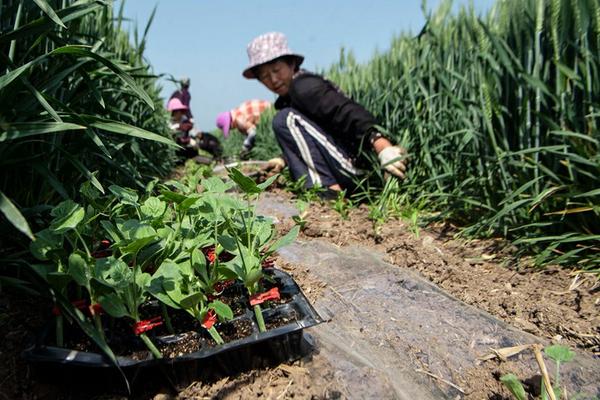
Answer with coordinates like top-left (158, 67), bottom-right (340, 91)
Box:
top-left (373, 137), bottom-right (408, 179)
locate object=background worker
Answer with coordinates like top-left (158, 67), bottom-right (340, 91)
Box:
top-left (242, 32), bottom-right (407, 196)
top-left (167, 97), bottom-right (222, 161)
top-left (215, 99), bottom-right (271, 153)
top-left (169, 77), bottom-right (193, 119)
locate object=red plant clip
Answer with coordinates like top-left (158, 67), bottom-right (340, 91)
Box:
top-left (249, 287), bottom-right (280, 306)
top-left (89, 303), bottom-right (103, 316)
top-left (91, 239), bottom-right (112, 259)
top-left (203, 246), bottom-right (217, 263)
top-left (133, 316), bottom-right (163, 336)
top-left (201, 309), bottom-right (217, 329)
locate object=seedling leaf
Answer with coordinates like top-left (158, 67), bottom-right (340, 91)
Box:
top-left (218, 234), bottom-right (238, 253)
top-left (68, 252), bottom-right (90, 288)
top-left (141, 197), bottom-right (167, 219)
top-left (228, 168), bottom-right (261, 195)
top-left (209, 300), bottom-right (234, 320)
top-left (545, 345), bottom-right (575, 363)
top-left (257, 174), bottom-right (279, 191)
top-left (500, 374), bottom-right (528, 400)
top-left (99, 293), bottom-right (129, 318)
top-left (109, 185), bottom-right (139, 206)
top-left (180, 292), bottom-right (203, 309)
top-left (50, 200), bottom-right (85, 233)
top-left (268, 225), bottom-right (300, 253)
top-left (30, 229), bottom-right (62, 260)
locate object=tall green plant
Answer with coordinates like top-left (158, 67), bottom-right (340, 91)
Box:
top-left (325, 0), bottom-right (600, 270)
top-left (0, 0), bottom-right (177, 247)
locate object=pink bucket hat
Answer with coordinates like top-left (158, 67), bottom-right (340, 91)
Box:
top-left (216, 111), bottom-right (232, 138)
top-left (243, 32), bottom-right (304, 79)
top-left (167, 97), bottom-right (188, 112)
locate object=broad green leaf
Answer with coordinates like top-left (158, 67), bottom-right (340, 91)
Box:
top-left (191, 248), bottom-right (208, 281)
top-left (119, 236), bottom-right (156, 255)
top-left (227, 168), bottom-right (261, 195)
top-left (98, 293), bottom-right (129, 318)
top-left (120, 220), bottom-right (155, 239)
top-left (257, 174), bottom-right (279, 191)
top-left (80, 181), bottom-right (102, 201)
top-left (209, 300), bottom-right (233, 321)
top-left (0, 122), bottom-right (86, 142)
top-left (109, 185), bottom-right (139, 206)
top-left (545, 345), bottom-right (575, 363)
top-left (499, 374), bottom-right (527, 400)
top-left (30, 229), bottom-right (62, 260)
top-left (202, 177), bottom-right (232, 193)
top-left (180, 292), bottom-right (203, 309)
top-left (100, 220), bottom-right (121, 243)
top-left (244, 268), bottom-right (263, 290)
top-left (68, 252), bottom-right (90, 288)
top-left (0, 190), bottom-right (34, 239)
top-left (179, 195), bottom-right (202, 211)
top-left (135, 272), bottom-right (152, 293)
top-left (95, 259), bottom-right (133, 293)
top-left (160, 190), bottom-right (187, 204)
top-left (46, 272), bottom-right (72, 290)
top-left (218, 235), bottom-right (238, 252)
top-left (253, 220), bottom-right (274, 248)
top-left (268, 225), bottom-right (300, 253)
top-left (50, 200), bottom-right (85, 233)
top-left (141, 197), bottom-right (166, 219)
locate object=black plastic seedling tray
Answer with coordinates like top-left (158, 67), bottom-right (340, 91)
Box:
top-left (23, 268), bottom-right (322, 395)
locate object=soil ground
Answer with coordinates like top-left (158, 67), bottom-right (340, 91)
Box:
top-left (1, 188), bottom-right (598, 399)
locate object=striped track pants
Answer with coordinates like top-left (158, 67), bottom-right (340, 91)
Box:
top-left (272, 107), bottom-right (361, 189)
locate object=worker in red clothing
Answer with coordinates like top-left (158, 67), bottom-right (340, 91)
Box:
top-left (215, 100), bottom-right (272, 152)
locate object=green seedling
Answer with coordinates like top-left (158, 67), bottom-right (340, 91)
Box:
top-left (95, 257), bottom-right (162, 359)
top-left (332, 190), bottom-right (353, 220)
top-left (500, 344), bottom-right (578, 400)
top-left (221, 168), bottom-right (299, 332)
top-left (292, 200), bottom-right (309, 230)
top-left (149, 259), bottom-right (233, 345)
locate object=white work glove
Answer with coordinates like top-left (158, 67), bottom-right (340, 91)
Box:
top-left (242, 128), bottom-right (257, 151)
top-left (378, 146), bottom-right (408, 179)
top-left (266, 157), bottom-right (286, 172)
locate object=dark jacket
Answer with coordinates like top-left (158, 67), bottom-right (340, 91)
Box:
top-left (274, 71), bottom-right (377, 155)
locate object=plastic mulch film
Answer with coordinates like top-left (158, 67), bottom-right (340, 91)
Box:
top-left (279, 241), bottom-right (600, 400)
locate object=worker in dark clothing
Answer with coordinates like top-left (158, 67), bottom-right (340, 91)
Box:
top-left (242, 32), bottom-right (407, 195)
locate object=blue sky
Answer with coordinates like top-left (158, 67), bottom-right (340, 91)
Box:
top-left (121, 0), bottom-right (496, 130)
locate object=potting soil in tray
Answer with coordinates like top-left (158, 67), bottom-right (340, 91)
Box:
top-left (22, 268), bottom-right (322, 394)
